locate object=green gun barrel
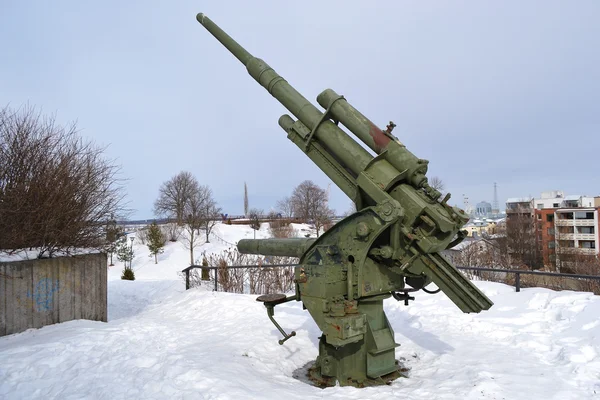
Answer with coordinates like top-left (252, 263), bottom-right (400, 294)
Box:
top-left (317, 89), bottom-right (429, 189)
top-left (237, 238), bottom-right (315, 258)
top-left (196, 13), bottom-right (372, 176)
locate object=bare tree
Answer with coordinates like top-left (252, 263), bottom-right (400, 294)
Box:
top-left (290, 180), bottom-right (334, 237)
top-left (182, 185), bottom-right (205, 265)
top-left (199, 186), bottom-right (221, 243)
top-left (248, 208), bottom-right (263, 239)
top-left (244, 182), bottom-right (249, 217)
top-left (343, 201), bottom-right (358, 217)
top-left (180, 183), bottom-right (221, 264)
top-left (0, 104), bottom-right (126, 257)
top-left (506, 210), bottom-right (541, 269)
top-left (162, 222), bottom-right (182, 242)
top-left (153, 171), bottom-right (197, 225)
top-left (276, 196), bottom-right (294, 219)
top-left (429, 176), bottom-right (445, 192)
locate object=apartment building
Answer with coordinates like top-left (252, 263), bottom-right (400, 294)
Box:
top-left (505, 192), bottom-right (600, 270)
top-left (531, 192), bottom-right (600, 269)
top-left (554, 208), bottom-right (599, 262)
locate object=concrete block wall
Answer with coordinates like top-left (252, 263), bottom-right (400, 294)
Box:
top-left (0, 253), bottom-right (107, 336)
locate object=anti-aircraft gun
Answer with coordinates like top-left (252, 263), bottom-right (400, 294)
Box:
top-left (196, 13), bottom-right (493, 388)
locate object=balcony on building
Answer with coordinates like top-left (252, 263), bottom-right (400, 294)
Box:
top-left (555, 209), bottom-right (596, 226)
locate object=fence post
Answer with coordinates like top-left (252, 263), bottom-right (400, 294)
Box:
top-left (185, 269), bottom-right (190, 290)
top-left (214, 268), bottom-right (218, 292)
top-left (515, 272), bottom-right (521, 292)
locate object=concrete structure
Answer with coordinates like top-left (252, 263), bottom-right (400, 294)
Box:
top-left (533, 191), bottom-right (596, 210)
top-left (506, 197), bottom-right (534, 214)
top-left (0, 253), bottom-right (107, 336)
top-left (534, 190), bottom-right (565, 210)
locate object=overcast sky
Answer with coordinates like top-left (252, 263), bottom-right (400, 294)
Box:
top-left (2, 1), bottom-right (599, 219)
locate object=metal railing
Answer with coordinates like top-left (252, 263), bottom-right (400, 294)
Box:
top-left (182, 263), bottom-right (299, 291)
top-left (182, 264), bottom-right (600, 294)
top-left (456, 266), bottom-right (600, 292)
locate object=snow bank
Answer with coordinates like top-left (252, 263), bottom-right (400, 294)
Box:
top-left (1, 223), bottom-right (599, 399)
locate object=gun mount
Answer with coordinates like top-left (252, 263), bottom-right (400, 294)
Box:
top-left (196, 13), bottom-right (493, 388)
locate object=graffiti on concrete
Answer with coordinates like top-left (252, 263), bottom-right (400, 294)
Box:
top-left (27, 278), bottom-right (61, 312)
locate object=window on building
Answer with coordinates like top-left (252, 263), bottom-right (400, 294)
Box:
top-left (553, 203), bottom-right (559, 207)
top-left (580, 241), bottom-right (596, 249)
top-left (559, 212), bottom-right (574, 220)
top-left (537, 204), bottom-right (543, 210)
top-left (548, 228), bottom-right (555, 235)
top-left (546, 214), bottom-right (554, 222)
top-left (578, 226), bottom-right (595, 234)
top-left (537, 214), bottom-right (541, 220)
top-left (559, 226), bottom-right (574, 234)
top-left (548, 241), bottom-right (555, 249)
top-left (559, 240), bottom-right (575, 248)
top-left (574, 211), bottom-right (594, 220)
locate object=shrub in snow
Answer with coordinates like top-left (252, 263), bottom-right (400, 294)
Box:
top-left (0, 105), bottom-right (126, 258)
top-left (187, 248), bottom-right (297, 294)
top-left (121, 266), bottom-right (135, 281)
top-left (201, 256), bottom-right (210, 281)
top-left (162, 223), bottom-right (182, 242)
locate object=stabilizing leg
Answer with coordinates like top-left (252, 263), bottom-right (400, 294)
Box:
top-left (256, 293), bottom-right (297, 345)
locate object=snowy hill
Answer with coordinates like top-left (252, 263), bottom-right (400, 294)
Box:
top-left (1, 223), bottom-right (599, 399)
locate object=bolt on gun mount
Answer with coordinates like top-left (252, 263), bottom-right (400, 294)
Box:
top-left (196, 13), bottom-right (493, 388)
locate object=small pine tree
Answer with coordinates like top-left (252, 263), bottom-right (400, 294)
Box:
top-left (116, 235), bottom-right (134, 268)
top-left (105, 219), bottom-right (122, 266)
top-left (147, 221), bottom-right (165, 264)
top-left (117, 235), bottom-right (135, 280)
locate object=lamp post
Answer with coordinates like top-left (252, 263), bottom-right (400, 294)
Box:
top-left (129, 236), bottom-right (135, 269)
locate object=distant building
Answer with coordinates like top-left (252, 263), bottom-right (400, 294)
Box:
top-left (506, 197), bottom-right (534, 214)
top-left (534, 195), bottom-right (600, 270)
top-left (475, 201), bottom-right (493, 218)
top-left (507, 191), bottom-right (600, 271)
top-left (462, 219), bottom-right (499, 238)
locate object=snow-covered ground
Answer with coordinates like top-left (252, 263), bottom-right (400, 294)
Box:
top-left (1, 223), bottom-right (599, 399)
